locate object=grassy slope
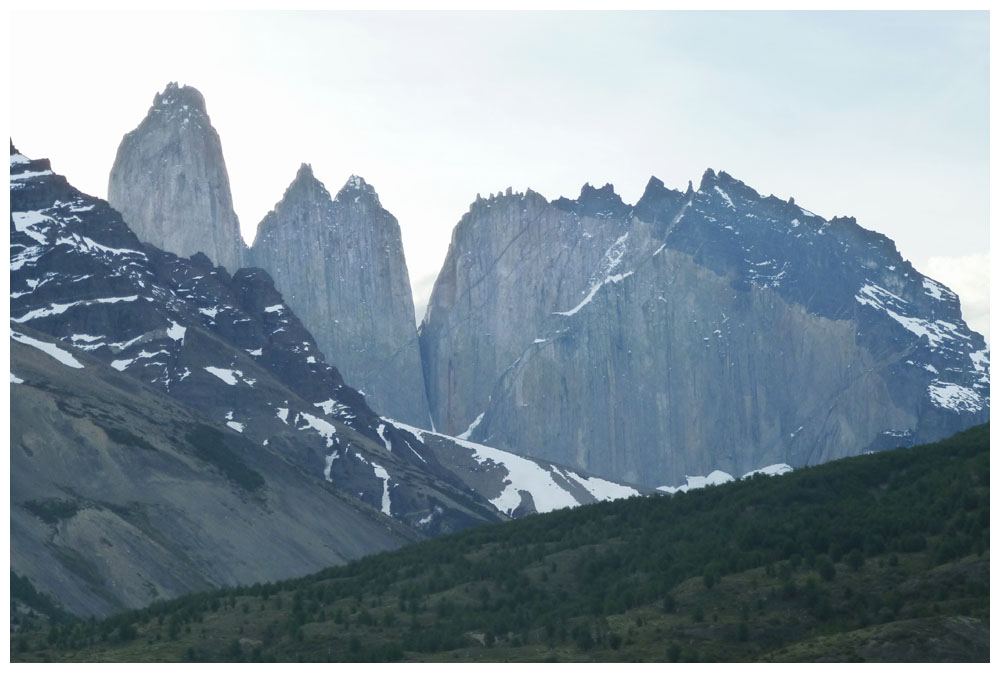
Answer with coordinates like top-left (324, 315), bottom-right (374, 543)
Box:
top-left (14, 424), bottom-right (989, 662)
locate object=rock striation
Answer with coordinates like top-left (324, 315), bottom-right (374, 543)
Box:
top-left (108, 82), bottom-right (248, 273)
top-left (419, 173), bottom-right (990, 488)
top-left (250, 165), bottom-right (431, 427)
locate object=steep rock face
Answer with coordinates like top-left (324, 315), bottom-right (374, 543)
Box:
top-left (420, 185), bottom-right (635, 436)
top-left (420, 173), bottom-right (989, 487)
top-left (108, 82), bottom-right (248, 273)
top-left (250, 165), bottom-right (431, 427)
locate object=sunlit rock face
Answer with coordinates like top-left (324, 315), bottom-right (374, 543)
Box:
top-left (420, 173), bottom-right (989, 488)
top-left (108, 82), bottom-right (248, 273)
top-left (250, 165), bottom-right (432, 428)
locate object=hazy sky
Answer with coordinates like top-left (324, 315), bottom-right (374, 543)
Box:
top-left (9, 10), bottom-right (990, 340)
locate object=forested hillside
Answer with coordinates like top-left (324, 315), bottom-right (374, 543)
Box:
top-left (15, 424), bottom-right (989, 662)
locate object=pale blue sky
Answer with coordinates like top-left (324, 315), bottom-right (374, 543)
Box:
top-left (9, 10), bottom-right (990, 338)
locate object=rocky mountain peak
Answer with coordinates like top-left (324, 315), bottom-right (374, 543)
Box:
top-left (579, 181), bottom-right (618, 200)
top-left (635, 176), bottom-right (688, 223)
top-left (578, 182), bottom-right (629, 219)
top-left (699, 167), bottom-right (747, 193)
top-left (295, 162), bottom-right (315, 179)
top-left (335, 174), bottom-right (382, 207)
top-left (692, 168), bottom-right (770, 215)
top-left (273, 162), bottom-right (332, 208)
top-left (151, 81), bottom-right (208, 117)
top-left (550, 181), bottom-right (630, 219)
top-left (642, 175), bottom-right (665, 193)
top-left (108, 82), bottom-right (248, 273)
top-left (250, 165), bottom-right (431, 427)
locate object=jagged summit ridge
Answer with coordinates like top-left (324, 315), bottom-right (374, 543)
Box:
top-left (420, 168), bottom-right (988, 487)
top-left (108, 82), bottom-right (248, 274)
top-left (552, 181), bottom-right (631, 220)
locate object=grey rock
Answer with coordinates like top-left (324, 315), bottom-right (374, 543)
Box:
top-left (108, 82), bottom-right (248, 273)
top-left (250, 165), bottom-right (431, 427)
top-left (420, 174), bottom-right (989, 488)
top-left (420, 187), bottom-right (630, 436)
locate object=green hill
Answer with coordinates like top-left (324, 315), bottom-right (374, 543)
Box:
top-left (14, 424), bottom-right (989, 662)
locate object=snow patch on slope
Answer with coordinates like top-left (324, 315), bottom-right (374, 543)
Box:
top-left (11, 330), bottom-right (84, 369)
top-left (13, 296), bottom-right (139, 323)
top-left (12, 210), bottom-right (54, 244)
top-left (457, 412), bottom-right (485, 440)
top-left (714, 185), bottom-right (735, 210)
top-left (297, 411), bottom-right (338, 447)
top-left (167, 321), bottom-right (186, 343)
top-left (561, 469), bottom-right (640, 501)
top-left (554, 271), bottom-right (633, 317)
top-left (323, 451), bottom-right (341, 482)
top-left (371, 462), bottom-right (393, 516)
top-left (742, 463), bottom-right (793, 479)
top-left (10, 169), bottom-right (54, 182)
top-left (927, 380), bottom-right (984, 413)
top-left (657, 463), bottom-right (793, 494)
top-left (204, 367), bottom-right (241, 385)
top-left (658, 470), bottom-right (735, 494)
top-left (855, 284), bottom-right (968, 349)
top-left (385, 419), bottom-right (636, 516)
top-left (376, 424), bottom-right (393, 452)
top-left (969, 349), bottom-right (989, 384)
top-left (922, 277), bottom-right (954, 301)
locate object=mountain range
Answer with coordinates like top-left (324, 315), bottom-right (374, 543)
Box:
top-left (9, 81), bottom-right (990, 626)
top-left (106, 83), bottom-right (988, 489)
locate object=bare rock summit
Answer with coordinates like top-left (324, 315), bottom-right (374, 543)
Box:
top-left (108, 82), bottom-right (248, 273)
